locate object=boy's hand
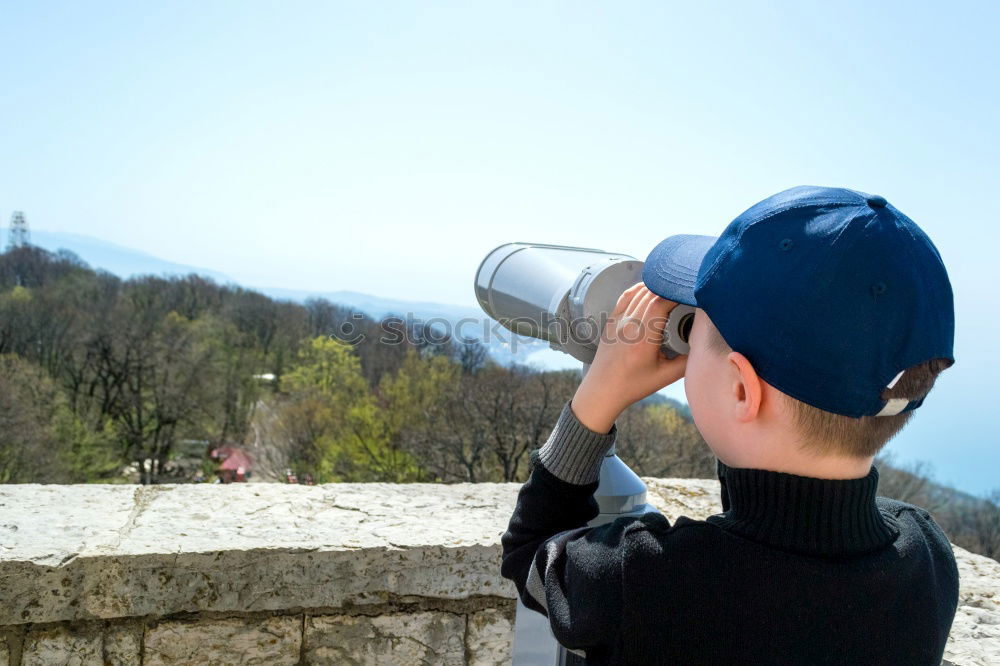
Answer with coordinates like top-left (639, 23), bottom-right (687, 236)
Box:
top-left (571, 283), bottom-right (687, 433)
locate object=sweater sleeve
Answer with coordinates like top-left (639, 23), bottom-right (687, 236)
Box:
top-left (500, 401), bottom-right (629, 655)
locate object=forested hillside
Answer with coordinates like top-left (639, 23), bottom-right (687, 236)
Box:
top-left (0, 245), bottom-right (996, 560)
top-left (0, 245), bottom-right (713, 487)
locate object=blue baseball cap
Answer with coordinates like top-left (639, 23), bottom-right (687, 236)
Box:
top-left (642, 186), bottom-right (955, 418)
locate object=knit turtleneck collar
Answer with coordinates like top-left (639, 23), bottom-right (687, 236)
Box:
top-left (709, 460), bottom-right (899, 557)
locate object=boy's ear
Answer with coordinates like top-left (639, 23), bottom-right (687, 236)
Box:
top-left (726, 351), bottom-right (763, 422)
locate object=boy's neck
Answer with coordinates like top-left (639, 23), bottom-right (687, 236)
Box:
top-left (719, 442), bottom-right (875, 480)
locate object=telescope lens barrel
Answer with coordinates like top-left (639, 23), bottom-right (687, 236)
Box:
top-left (474, 243), bottom-right (618, 342)
top-left (475, 243), bottom-right (694, 363)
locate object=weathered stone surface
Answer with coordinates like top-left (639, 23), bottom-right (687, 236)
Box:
top-left (22, 625), bottom-right (103, 666)
top-left (0, 484), bottom-right (139, 565)
top-left (0, 480), bottom-right (997, 665)
top-left (105, 622), bottom-right (142, 666)
top-left (955, 549), bottom-right (1000, 611)
top-left (144, 615), bottom-right (300, 666)
top-left (17, 622), bottom-right (139, 666)
top-left (0, 635), bottom-right (8, 666)
top-left (467, 608), bottom-right (515, 666)
top-left (943, 604), bottom-right (1000, 666)
top-left (943, 550), bottom-right (1000, 666)
top-left (0, 482), bottom-right (518, 625)
top-left (642, 477), bottom-right (721, 522)
top-left (305, 611), bottom-right (465, 665)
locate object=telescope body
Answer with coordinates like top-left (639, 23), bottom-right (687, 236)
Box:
top-left (511, 449), bottom-right (657, 665)
top-left (475, 243), bottom-right (644, 364)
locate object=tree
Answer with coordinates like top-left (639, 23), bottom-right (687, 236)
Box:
top-left (379, 351), bottom-right (477, 481)
top-left (875, 454), bottom-right (948, 512)
top-left (280, 337), bottom-right (423, 482)
top-left (101, 305), bottom-right (219, 484)
top-left (456, 365), bottom-right (576, 482)
top-left (0, 354), bottom-right (120, 483)
top-left (456, 337), bottom-right (488, 375)
top-left (199, 316), bottom-right (263, 444)
top-left (0, 353), bottom-right (65, 482)
top-left (616, 403), bottom-right (715, 479)
top-left (953, 490), bottom-right (1000, 560)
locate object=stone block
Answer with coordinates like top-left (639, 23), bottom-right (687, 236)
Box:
top-left (143, 615), bottom-right (300, 666)
top-left (305, 612), bottom-right (465, 665)
top-left (641, 477), bottom-right (721, 522)
top-left (956, 549), bottom-right (1000, 610)
top-left (0, 482), bottom-right (517, 625)
top-left (467, 608), bottom-right (514, 665)
top-left (105, 622), bottom-right (141, 666)
top-left (22, 625), bottom-right (102, 666)
top-left (18, 623), bottom-right (139, 666)
top-left (1, 480), bottom-right (997, 663)
top-left (942, 604), bottom-right (1000, 666)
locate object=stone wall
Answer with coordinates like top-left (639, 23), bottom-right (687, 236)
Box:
top-left (0, 480), bottom-right (996, 665)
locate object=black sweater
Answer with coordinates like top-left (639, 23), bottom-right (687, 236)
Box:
top-left (500, 402), bottom-right (959, 665)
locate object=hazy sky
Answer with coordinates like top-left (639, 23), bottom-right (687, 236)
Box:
top-left (2, 1), bottom-right (998, 493)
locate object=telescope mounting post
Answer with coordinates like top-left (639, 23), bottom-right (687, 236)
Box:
top-left (511, 363), bottom-right (660, 665)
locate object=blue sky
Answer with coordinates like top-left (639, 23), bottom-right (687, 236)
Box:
top-left (1, 1), bottom-right (997, 493)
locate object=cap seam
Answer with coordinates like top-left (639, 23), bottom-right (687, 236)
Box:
top-left (654, 265), bottom-right (698, 282)
top-left (654, 259), bottom-right (699, 275)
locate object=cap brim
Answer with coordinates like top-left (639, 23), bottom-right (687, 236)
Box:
top-left (642, 234), bottom-right (718, 306)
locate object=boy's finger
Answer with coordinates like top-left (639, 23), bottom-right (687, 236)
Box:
top-left (612, 282), bottom-right (645, 317)
top-left (641, 294), bottom-right (677, 328)
top-left (624, 287), bottom-right (656, 321)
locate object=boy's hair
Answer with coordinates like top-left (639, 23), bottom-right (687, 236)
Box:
top-left (704, 317), bottom-right (952, 457)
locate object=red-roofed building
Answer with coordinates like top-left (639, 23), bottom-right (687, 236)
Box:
top-left (210, 445), bottom-right (253, 483)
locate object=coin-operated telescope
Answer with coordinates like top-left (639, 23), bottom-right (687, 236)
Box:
top-left (474, 243), bottom-right (694, 665)
top-left (475, 243), bottom-right (694, 364)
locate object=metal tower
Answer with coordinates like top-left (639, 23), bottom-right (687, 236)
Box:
top-left (6, 211), bottom-right (30, 250)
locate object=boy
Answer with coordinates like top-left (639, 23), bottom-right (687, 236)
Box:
top-left (500, 186), bottom-right (959, 664)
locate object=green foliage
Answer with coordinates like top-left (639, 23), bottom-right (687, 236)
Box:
top-left (284, 336), bottom-right (368, 400)
top-left (0, 247), bottom-right (713, 487)
top-left (281, 338), bottom-right (425, 482)
top-left (378, 350), bottom-right (458, 434)
top-left (0, 354), bottom-right (121, 483)
top-left (8, 285), bottom-right (31, 302)
top-left (54, 413), bottom-right (124, 483)
top-left (0, 353), bottom-right (61, 483)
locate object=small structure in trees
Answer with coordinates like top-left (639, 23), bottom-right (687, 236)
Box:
top-left (211, 444), bottom-right (253, 483)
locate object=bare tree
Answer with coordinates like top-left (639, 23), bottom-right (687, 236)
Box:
top-left (953, 490), bottom-right (1000, 560)
top-left (616, 402), bottom-right (715, 479)
top-left (457, 337), bottom-right (488, 375)
top-left (875, 454), bottom-right (947, 512)
top-left (0, 354), bottom-right (65, 482)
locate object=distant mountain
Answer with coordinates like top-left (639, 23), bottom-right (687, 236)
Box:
top-left (259, 287), bottom-right (483, 323)
top-left (13, 229), bottom-right (551, 365)
top-left (15, 230), bottom-right (233, 283)
top-left (14, 229), bottom-right (475, 320)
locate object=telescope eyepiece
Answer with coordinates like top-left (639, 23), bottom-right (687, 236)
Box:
top-left (678, 311), bottom-right (694, 344)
